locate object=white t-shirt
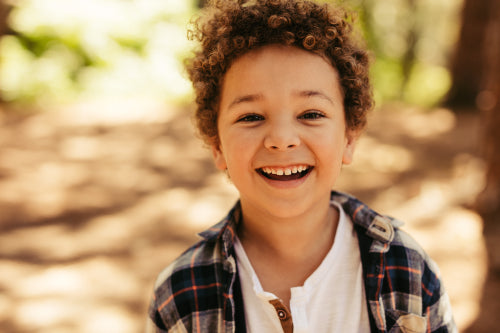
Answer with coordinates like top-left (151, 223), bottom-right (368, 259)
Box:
top-left (234, 201), bottom-right (371, 333)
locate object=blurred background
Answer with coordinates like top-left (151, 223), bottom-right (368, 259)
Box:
top-left (0, 0), bottom-right (499, 332)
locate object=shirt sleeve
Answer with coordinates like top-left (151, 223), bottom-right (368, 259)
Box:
top-left (146, 314), bottom-right (169, 333)
top-left (422, 257), bottom-right (458, 333)
top-left (147, 294), bottom-right (171, 333)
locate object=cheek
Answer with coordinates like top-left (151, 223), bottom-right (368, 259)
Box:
top-left (222, 132), bottom-right (259, 167)
top-left (224, 127), bottom-right (255, 148)
top-left (314, 135), bottom-right (348, 166)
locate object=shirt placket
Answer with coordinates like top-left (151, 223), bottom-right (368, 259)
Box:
top-left (268, 299), bottom-right (293, 333)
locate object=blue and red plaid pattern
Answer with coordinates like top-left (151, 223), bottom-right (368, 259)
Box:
top-left (148, 191), bottom-right (457, 332)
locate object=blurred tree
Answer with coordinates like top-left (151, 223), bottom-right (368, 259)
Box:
top-left (446, 0), bottom-right (491, 108)
top-left (477, 0), bottom-right (500, 220)
top-left (356, 0), bottom-right (459, 107)
top-left (463, 0), bottom-right (500, 331)
top-left (0, 0), bottom-right (12, 104)
top-left (0, 0), bottom-right (460, 107)
top-left (399, 0), bottom-right (417, 100)
top-left (0, 1), bottom-right (10, 36)
top-left (0, 0), bottom-right (196, 105)
top-left (359, 0), bottom-right (419, 100)
top-left (446, 0), bottom-right (500, 224)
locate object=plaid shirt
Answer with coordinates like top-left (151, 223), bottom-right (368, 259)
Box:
top-left (148, 191), bottom-right (457, 332)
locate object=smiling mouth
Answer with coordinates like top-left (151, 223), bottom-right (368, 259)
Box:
top-left (257, 165), bottom-right (313, 181)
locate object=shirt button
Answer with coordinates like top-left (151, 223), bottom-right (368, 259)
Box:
top-left (277, 309), bottom-right (287, 320)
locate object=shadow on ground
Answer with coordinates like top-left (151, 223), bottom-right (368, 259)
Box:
top-left (0, 101), bottom-right (491, 332)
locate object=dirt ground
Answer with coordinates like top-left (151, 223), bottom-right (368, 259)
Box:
top-left (0, 100), bottom-right (494, 332)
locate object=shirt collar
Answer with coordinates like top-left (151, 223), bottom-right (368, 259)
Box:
top-left (198, 192), bottom-right (400, 256)
top-left (331, 191), bottom-right (400, 244)
top-left (198, 201), bottom-right (242, 258)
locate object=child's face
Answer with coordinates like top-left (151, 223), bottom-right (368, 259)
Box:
top-left (212, 45), bottom-right (357, 219)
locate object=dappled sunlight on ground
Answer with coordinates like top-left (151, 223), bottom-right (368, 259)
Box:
top-left (0, 102), bottom-right (487, 332)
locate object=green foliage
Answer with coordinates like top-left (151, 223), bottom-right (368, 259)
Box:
top-left (0, 0), bottom-right (462, 108)
top-left (348, 0), bottom-right (462, 107)
top-left (0, 0), bottom-right (197, 106)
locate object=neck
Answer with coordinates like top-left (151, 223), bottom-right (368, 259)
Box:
top-left (238, 197), bottom-right (338, 264)
top-left (237, 197), bottom-right (340, 306)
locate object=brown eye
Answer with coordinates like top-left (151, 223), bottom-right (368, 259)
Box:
top-left (299, 111), bottom-right (325, 120)
top-left (237, 114), bottom-right (264, 122)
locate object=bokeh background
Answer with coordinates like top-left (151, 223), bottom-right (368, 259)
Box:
top-left (0, 0), bottom-right (499, 332)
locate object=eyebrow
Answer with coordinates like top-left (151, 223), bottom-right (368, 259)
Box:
top-left (226, 90), bottom-right (336, 110)
top-left (295, 90), bottom-right (335, 105)
top-left (227, 94), bottom-right (263, 110)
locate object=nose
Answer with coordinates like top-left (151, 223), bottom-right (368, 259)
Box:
top-left (263, 120), bottom-right (300, 151)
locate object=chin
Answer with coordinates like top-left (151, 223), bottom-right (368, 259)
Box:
top-left (262, 200), bottom-right (313, 220)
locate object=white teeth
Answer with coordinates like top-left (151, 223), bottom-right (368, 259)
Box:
top-left (297, 166), bottom-right (308, 173)
top-left (261, 166), bottom-right (309, 175)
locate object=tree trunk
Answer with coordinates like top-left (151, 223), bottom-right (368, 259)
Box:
top-left (477, 0), bottom-right (500, 219)
top-left (0, 1), bottom-right (10, 36)
top-left (445, 0), bottom-right (491, 108)
top-left (466, 0), bottom-right (500, 331)
top-left (399, 0), bottom-right (417, 100)
top-left (0, 0), bottom-right (12, 105)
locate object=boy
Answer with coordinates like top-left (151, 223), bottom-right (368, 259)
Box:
top-left (148, 0), bottom-right (457, 332)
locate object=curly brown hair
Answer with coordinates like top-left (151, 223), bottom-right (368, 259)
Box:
top-left (186, 0), bottom-right (373, 147)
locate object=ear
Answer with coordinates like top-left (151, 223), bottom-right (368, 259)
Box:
top-left (342, 130), bottom-right (359, 165)
top-left (211, 145), bottom-right (228, 171)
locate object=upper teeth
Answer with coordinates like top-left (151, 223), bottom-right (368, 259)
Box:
top-left (261, 165), bottom-right (309, 175)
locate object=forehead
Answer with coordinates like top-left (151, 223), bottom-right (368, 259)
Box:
top-left (220, 45), bottom-right (342, 108)
top-left (226, 44), bottom-right (336, 78)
